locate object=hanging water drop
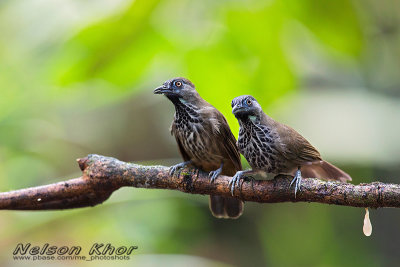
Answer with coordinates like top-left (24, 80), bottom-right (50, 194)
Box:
top-left (363, 208), bottom-right (372, 236)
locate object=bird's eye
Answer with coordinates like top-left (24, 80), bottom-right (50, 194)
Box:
top-left (175, 81), bottom-right (182, 87)
top-left (246, 99), bottom-right (252, 106)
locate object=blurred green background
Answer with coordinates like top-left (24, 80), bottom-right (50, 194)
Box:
top-left (0, 0), bottom-right (400, 266)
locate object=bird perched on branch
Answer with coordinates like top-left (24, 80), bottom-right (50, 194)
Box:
top-left (229, 95), bottom-right (351, 197)
top-left (154, 77), bottom-right (244, 218)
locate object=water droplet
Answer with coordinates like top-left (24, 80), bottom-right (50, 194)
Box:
top-left (363, 208), bottom-right (372, 236)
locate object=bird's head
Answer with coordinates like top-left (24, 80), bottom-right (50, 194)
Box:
top-left (153, 77), bottom-right (199, 104)
top-left (231, 95), bottom-right (262, 120)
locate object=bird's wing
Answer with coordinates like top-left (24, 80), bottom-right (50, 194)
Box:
top-left (213, 111), bottom-right (242, 173)
top-left (170, 122), bottom-right (191, 162)
top-left (275, 122), bottom-right (322, 165)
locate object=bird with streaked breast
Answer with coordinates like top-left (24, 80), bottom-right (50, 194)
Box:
top-left (154, 77), bottom-right (244, 219)
top-left (229, 95), bottom-right (352, 196)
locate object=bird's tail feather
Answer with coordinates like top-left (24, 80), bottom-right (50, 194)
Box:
top-left (209, 195), bottom-right (243, 219)
top-left (300, 160), bottom-right (351, 182)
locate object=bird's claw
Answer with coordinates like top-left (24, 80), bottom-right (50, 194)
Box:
top-left (290, 169), bottom-right (302, 198)
top-left (228, 171), bottom-right (245, 196)
top-left (209, 169), bottom-right (222, 183)
top-left (169, 161), bottom-right (190, 177)
top-left (169, 167), bottom-right (176, 176)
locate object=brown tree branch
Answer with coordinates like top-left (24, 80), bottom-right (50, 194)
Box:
top-left (0, 154), bottom-right (398, 210)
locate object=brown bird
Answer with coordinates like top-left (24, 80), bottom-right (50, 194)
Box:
top-left (154, 77), bottom-right (244, 218)
top-left (229, 95), bottom-right (351, 196)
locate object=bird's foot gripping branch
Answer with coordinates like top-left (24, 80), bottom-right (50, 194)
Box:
top-left (0, 154), bottom-right (399, 210)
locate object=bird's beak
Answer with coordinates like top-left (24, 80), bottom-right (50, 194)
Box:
top-left (232, 105), bottom-right (246, 115)
top-left (153, 85), bottom-right (171, 95)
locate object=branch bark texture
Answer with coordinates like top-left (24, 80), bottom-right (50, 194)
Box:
top-left (0, 154), bottom-right (398, 210)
